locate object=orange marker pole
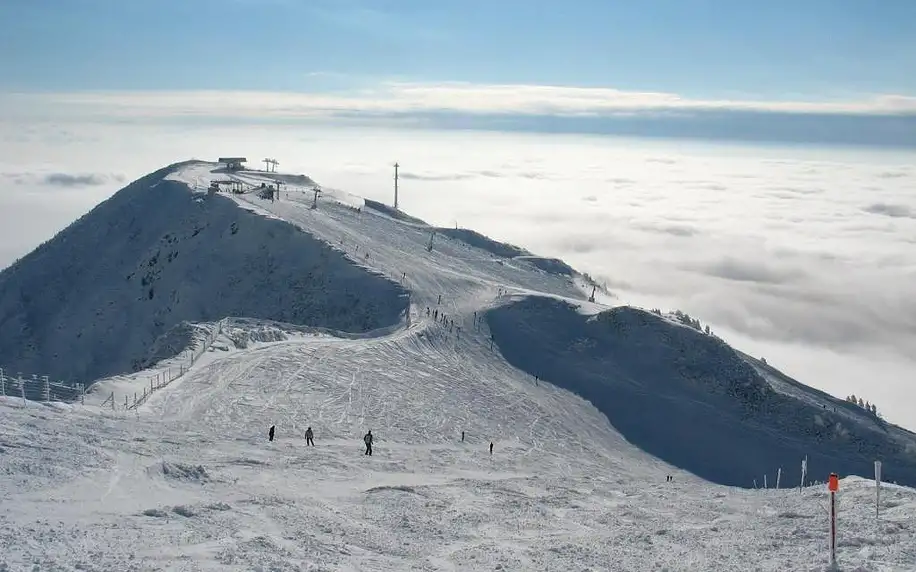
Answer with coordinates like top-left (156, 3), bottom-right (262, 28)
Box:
top-left (828, 473), bottom-right (839, 569)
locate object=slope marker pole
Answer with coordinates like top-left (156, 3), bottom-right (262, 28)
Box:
top-left (828, 473), bottom-right (838, 570)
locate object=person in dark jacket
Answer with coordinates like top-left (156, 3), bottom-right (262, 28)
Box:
top-left (364, 430), bottom-right (373, 456)
top-left (269, 425), bottom-right (276, 442)
top-left (305, 426), bottom-right (314, 446)
top-left (489, 442), bottom-right (493, 455)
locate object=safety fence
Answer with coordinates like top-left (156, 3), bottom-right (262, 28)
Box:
top-left (0, 368), bottom-right (86, 404)
top-left (96, 319), bottom-right (226, 411)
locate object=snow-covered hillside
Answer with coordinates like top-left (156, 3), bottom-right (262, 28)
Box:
top-left (0, 163), bottom-right (408, 382)
top-left (1, 160), bottom-right (915, 570)
top-left (488, 297), bottom-right (916, 488)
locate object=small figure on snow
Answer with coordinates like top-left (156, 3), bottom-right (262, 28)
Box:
top-left (461, 431), bottom-right (465, 442)
top-left (489, 442), bottom-right (494, 455)
top-left (364, 430), bottom-right (373, 456)
top-left (268, 425), bottom-right (276, 442)
top-left (305, 426), bottom-right (314, 446)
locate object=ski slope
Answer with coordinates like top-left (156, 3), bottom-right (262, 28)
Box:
top-left (2, 161), bottom-right (915, 571)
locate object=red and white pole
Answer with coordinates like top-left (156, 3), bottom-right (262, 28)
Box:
top-left (828, 472), bottom-right (839, 569)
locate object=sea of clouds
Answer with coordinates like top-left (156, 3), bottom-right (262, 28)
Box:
top-left (2, 120), bottom-right (914, 429)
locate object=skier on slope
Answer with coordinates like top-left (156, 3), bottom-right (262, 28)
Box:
top-left (364, 430), bottom-right (373, 456)
top-left (305, 426), bottom-right (314, 446)
top-left (489, 442), bottom-right (494, 455)
top-left (268, 425), bottom-right (276, 442)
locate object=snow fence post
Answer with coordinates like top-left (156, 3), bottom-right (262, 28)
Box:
top-left (41, 375), bottom-right (50, 402)
top-left (776, 467), bottom-right (782, 489)
top-left (79, 383), bottom-right (84, 405)
top-left (801, 456), bottom-right (808, 491)
top-left (19, 374), bottom-right (25, 404)
top-left (875, 460), bottom-right (882, 521)
top-left (828, 473), bottom-right (839, 570)
top-left (0, 368), bottom-right (5, 397)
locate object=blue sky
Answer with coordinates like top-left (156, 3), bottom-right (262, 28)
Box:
top-left (2, 0), bottom-right (915, 146)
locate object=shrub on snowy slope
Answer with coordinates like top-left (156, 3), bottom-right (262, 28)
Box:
top-left (487, 296), bottom-right (916, 488)
top-left (363, 199), bottom-right (582, 281)
top-left (433, 228), bottom-right (576, 278)
top-left (363, 199), bottom-right (428, 225)
top-left (0, 162), bottom-right (408, 384)
top-left (435, 227), bottom-right (529, 259)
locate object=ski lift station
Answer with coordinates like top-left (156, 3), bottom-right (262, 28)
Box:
top-left (218, 157), bottom-right (247, 171)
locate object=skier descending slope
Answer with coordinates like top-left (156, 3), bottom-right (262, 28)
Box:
top-left (364, 430), bottom-right (373, 456)
top-left (305, 426), bottom-right (314, 446)
top-left (268, 425), bottom-right (276, 442)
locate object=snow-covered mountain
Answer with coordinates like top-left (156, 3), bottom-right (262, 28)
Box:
top-left (0, 162), bottom-right (408, 382)
top-left (1, 161), bottom-right (915, 570)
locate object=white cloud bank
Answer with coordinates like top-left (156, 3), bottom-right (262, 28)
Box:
top-left (4, 83), bottom-right (916, 120)
top-left (1, 121), bottom-right (915, 430)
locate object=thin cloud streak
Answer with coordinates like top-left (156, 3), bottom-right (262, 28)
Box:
top-left (5, 83), bottom-right (916, 119)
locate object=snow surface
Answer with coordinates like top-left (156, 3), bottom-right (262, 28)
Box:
top-left (1, 161), bottom-right (915, 570)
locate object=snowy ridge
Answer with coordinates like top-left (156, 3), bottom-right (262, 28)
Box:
top-left (0, 161), bottom-right (409, 383)
top-left (1, 161), bottom-right (915, 570)
top-left (487, 297), bottom-right (916, 488)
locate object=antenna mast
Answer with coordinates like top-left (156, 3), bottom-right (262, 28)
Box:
top-left (394, 162), bottom-right (399, 210)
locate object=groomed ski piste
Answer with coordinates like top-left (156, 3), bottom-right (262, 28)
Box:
top-left (1, 162), bottom-right (915, 571)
